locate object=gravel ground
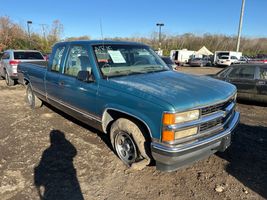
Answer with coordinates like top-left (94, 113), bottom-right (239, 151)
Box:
top-left (0, 67), bottom-right (266, 200)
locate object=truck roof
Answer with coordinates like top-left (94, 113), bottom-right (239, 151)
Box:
top-left (54, 40), bottom-right (148, 47)
top-left (4, 49), bottom-right (43, 52)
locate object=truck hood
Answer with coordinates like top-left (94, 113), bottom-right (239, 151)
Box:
top-left (109, 71), bottom-right (236, 112)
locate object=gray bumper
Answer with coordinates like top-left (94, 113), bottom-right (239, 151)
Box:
top-left (151, 111), bottom-right (240, 172)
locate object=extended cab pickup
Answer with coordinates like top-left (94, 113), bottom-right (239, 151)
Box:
top-left (18, 41), bottom-right (240, 172)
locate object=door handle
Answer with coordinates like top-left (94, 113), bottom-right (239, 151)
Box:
top-left (257, 81), bottom-right (266, 85)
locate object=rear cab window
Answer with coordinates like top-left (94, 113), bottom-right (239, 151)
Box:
top-left (51, 46), bottom-right (66, 72)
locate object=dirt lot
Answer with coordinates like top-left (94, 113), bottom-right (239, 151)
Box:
top-left (0, 67), bottom-right (266, 200)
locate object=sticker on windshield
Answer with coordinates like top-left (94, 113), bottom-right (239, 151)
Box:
top-left (108, 50), bottom-right (126, 63)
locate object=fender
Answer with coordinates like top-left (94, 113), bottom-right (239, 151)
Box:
top-left (102, 106), bottom-right (154, 138)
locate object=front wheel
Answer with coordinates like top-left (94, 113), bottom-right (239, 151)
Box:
top-left (110, 118), bottom-right (151, 168)
top-left (26, 84), bottom-right (42, 109)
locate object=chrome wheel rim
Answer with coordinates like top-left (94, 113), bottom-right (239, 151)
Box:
top-left (114, 132), bottom-right (137, 165)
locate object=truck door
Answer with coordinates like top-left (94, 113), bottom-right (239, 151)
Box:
top-left (58, 44), bottom-right (99, 120)
top-left (256, 66), bottom-right (267, 102)
top-left (45, 44), bottom-right (67, 101)
top-left (227, 65), bottom-right (257, 101)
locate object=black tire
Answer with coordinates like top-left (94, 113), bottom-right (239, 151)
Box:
top-left (26, 84), bottom-right (42, 109)
top-left (110, 118), bottom-right (151, 167)
top-left (5, 71), bottom-right (15, 86)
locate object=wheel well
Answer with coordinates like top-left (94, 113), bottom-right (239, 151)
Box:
top-left (103, 109), bottom-right (151, 139)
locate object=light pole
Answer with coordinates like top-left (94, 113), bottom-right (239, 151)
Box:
top-left (236, 0), bottom-right (245, 52)
top-left (156, 23), bottom-right (164, 50)
top-left (27, 20), bottom-right (32, 48)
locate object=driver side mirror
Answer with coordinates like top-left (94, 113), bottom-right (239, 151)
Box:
top-left (77, 70), bottom-right (94, 82)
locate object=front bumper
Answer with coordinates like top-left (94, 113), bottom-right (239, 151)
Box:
top-left (151, 111), bottom-right (240, 172)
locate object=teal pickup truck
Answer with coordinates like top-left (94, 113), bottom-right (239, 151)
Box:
top-left (18, 41), bottom-right (240, 171)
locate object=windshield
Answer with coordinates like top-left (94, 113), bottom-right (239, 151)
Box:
top-left (14, 51), bottom-right (44, 60)
top-left (93, 44), bottom-right (169, 78)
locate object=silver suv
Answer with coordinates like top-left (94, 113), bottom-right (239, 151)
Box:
top-left (0, 50), bottom-right (44, 86)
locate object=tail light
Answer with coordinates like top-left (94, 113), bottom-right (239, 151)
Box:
top-left (263, 60), bottom-right (267, 63)
top-left (9, 60), bottom-right (20, 65)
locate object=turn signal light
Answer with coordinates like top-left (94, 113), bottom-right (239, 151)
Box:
top-left (162, 130), bottom-right (174, 142)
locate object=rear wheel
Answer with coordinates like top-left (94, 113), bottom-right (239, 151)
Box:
top-left (5, 71), bottom-right (15, 86)
top-left (26, 84), bottom-right (42, 109)
top-left (110, 118), bottom-right (151, 168)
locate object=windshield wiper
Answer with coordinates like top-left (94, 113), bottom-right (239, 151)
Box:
top-left (140, 65), bottom-right (168, 73)
top-left (106, 70), bottom-right (147, 78)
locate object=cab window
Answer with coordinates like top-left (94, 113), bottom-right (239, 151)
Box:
top-left (228, 66), bottom-right (255, 79)
top-left (64, 46), bottom-right (91, 77)
top-left (51, 46), bottom-right (65, 72)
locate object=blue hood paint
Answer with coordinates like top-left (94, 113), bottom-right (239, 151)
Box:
top-left (109, 71), bottom-right (236, 112)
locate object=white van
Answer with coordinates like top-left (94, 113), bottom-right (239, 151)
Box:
top-left (214, 51), bottom-right (242, 66)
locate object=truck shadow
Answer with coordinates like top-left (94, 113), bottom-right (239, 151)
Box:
top-left (217, 123), bottom-right (267, 198)
top-left (34, 130), bottom-right (84, 200)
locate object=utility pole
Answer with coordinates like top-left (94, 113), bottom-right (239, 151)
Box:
top-left (236, 0), bottom-right (245, 52)
top-left (27, 21), bottom-right (32, 48)
top-left (40, 24), bottom-right (47, 40)
top-left (156, 23), bottom-right (164, 50)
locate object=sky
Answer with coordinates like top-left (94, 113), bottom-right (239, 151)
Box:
top-left (0, 0), bottom-right (266, 39)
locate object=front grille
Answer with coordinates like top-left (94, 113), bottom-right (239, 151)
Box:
top-left (200, 118), bottom-right (223, 132)
top-left (201, 99), bottom-right (232, 116)
top-left (199, 97), bottom-right (235, 133)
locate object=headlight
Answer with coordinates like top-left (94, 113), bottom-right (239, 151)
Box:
top-left (162, 127), bottom-right (198, 142)
top-left (163, 110), bottom-right (200, 125)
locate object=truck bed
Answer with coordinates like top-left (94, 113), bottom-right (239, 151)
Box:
top-left (17, 61), bottom-right (48, 86)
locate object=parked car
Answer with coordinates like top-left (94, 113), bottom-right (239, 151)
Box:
top-left (248, 58), bottom-right (267, 64)
top-left (235, 56), bottom-right (249, 64)
top-left (189, 57), bottom-right (211, 67)
top-left (18, 40), bottom-right (239, 172)
top-left (217, 55), bottom-right (239, 67)
top-left (214, 51), bottom-right (242, 65)
top-left (0, 50), bottom-right (45, 86)
top-left (161, 56), bottom-right (177, 70)
top-left (213, 64), bottom-right (267, 103)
